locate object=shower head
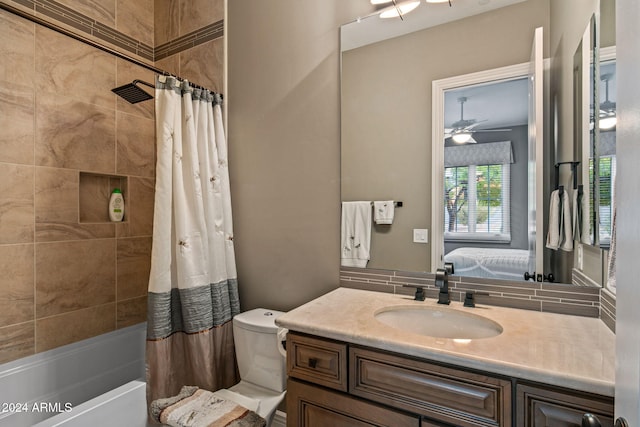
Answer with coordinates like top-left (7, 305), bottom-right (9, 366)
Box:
top-left (112, 79), bottom-right (154, 104)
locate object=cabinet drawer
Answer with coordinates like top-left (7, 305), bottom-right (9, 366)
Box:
top-left (287, 332), bottom-right (348, 391)
top-left (287, 379), bottom-right (419, 427)
top-left (516, 383), bottom-right (614, 427)
top-left (350, 346), bottom-right (511, 427)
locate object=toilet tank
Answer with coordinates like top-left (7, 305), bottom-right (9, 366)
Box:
top-left (233, 308), bottom-right (287, 393)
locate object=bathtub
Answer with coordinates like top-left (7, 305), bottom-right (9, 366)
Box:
top-left (34, 380), bottom-right (153, 427)
top-left (0, 323), bottom-right (146, 427)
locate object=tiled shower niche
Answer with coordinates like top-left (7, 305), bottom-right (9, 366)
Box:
top-left (79, 172), bottom-right (128, 223)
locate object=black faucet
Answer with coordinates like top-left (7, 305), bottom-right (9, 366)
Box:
top-left (435, 268), bottom-right (450, 305)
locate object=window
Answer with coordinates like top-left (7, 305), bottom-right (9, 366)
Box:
top-left (590, 155), bottom-right (616, 245)
top-left (444, 163), bottom-right (511, 241)
top-left (443, 141), bottom-right (513, 242)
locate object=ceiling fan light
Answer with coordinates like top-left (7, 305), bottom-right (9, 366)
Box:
top-left (599, 116), bottom-right (617, 130)
top-left (452, 132), bottom-right (473, 143)
top-left (379, 1), bottom-right (420, 18)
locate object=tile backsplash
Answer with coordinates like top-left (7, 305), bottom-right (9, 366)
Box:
top-left (341, 267), bottom-right (613, 328)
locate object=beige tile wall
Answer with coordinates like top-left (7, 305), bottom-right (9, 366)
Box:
top-left (154, 0), bottom-right (224, 92)
top-left (0, 7), bottom-right (155, 363)
top-left (0, 0), bottom-right (225, 363)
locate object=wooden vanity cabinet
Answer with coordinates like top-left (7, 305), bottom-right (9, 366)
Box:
top-left (516, 383), bottom-right (614, 427)
top-left (286, 332), bottom-right (613, 427)
top-left (286, 332), bottom-right (510, 427)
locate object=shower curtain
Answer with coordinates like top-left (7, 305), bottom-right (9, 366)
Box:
top-left (146, 76), bottom-right (240, 403)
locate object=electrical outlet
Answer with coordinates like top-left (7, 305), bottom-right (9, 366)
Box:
top-left (413, 229), bottom-right (428, 244)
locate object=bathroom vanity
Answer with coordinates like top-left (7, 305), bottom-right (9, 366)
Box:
top-left (276, 288), bottom-right (615, 427)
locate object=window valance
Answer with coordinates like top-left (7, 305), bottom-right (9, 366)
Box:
top-left (444, 140), bottom-right (514, 167)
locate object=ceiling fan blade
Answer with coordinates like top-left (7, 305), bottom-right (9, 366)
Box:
top-left (472, 128), bottom-right (513, 133)
top-left (465, 120), bottom-right (487, 130)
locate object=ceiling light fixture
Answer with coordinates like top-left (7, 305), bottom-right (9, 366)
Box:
top-left (379, 0), bottom-right (421, 19)
top-left (451, 132), bottom-right (473, 144)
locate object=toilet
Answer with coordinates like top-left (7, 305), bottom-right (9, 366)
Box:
top-left (212, 308), bottom-right (287, 426)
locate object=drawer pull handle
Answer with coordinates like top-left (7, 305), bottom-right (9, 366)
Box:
top-left (308, 358), bottom-right (318, 368)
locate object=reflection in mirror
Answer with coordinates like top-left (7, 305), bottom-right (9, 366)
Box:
top-left (340, 0), bottom-right (602, 288)
top-left (574, 18), bottom-right (595, 246)
top-left (596, 59), bottom-right (616, 247)
top-left (442, 79), bottom-right (531, 281)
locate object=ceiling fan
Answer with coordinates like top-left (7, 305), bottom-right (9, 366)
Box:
top-left (445, 96), bottom-right (511, 143)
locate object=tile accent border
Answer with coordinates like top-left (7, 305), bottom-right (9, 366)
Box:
top-left (600, 289), bottom-right (616, 333)
top-left (155, 20), bottom-right (224, 61)
top-left (340, 267), bottom-right (603, 319)
top-left (2, 0), bottom-right (223, 63)
top-left (572, 267), bottom-right (601, 287)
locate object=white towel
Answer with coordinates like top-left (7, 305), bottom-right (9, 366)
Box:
top-left (572, 189), bottom-right (591, 245)
top-left (546, 190), bottom-right (561, 250)
top-left (559, 190), bottom-right (573, 251)
top-left (341, 201), bottom-right (372, 267)
top-left (373, 201), bottom-right (395, 225)
top-left (546, 189), bottom-right (574, 251)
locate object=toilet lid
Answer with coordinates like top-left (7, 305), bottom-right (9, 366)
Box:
top-left (233, 308), bottom-right (285, 333)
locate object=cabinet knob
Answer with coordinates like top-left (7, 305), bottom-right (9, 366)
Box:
top-left (615, 418), bottom-right (629, 427)
top-left (582, 413), bottom-right (601, 427)
top-left (308, 358), bottom-right (318, 368)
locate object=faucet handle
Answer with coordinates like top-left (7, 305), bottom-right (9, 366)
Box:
top-left (463, 292), bottom-right (475, 307)
top-left (402, 285), bottom-right (426, 301)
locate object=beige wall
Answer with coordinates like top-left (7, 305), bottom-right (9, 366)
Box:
top-left (0, 0), bottom-right (224, 364)
top-left (342, 0), bottom-right (550, 272)
top-left (226, 1), bottom-right (374, 311)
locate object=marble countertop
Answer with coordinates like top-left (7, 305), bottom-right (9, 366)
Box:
top-left (276, 287), bottom-right (615, 397)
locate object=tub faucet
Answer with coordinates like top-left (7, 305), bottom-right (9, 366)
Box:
top-left (435, 268), bottom-right (450, 305)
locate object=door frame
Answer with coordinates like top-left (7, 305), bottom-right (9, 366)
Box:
top-left (431, 61), bottom-right (543, 271)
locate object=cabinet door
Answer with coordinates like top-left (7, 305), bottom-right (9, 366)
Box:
top-left (517, 383), bottom-right (614, 427)
top-left (287, 379), bottom-right (419, 427)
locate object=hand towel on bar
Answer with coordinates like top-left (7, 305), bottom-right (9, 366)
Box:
top-left (572, 189), bottom-right (591, 245)
top-left (546, 190), bottom-right (561, 250)
top-left (341, 201), bottom-right (372, 267)
top-left (546, 189), bottom-right (574, 251)
top-left (149, 386), bottom-right (266, 427)
top-left (373, 201), bottom-right (395, 225)
top-left (559, 190), bottom-right (573, 251)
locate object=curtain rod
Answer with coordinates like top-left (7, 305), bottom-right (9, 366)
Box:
top-left (0, 2), bottom-right (221, 96)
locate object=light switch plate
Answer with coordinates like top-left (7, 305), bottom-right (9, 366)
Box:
top-left (413, 229), bottom-right (428, 244)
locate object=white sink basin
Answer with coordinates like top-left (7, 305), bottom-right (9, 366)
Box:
top-left (374, 306), bottom-right (503, 340)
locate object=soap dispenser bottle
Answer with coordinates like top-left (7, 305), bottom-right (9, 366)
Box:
top-left (109, 188), bottom-right (125, 222)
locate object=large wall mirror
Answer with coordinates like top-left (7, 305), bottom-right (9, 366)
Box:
top-left (341, 0), bottom-right (608, 288)
top-left (574, 0), bottom-right (616, 291)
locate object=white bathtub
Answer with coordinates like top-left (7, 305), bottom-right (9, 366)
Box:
top-left (34, 380), bottom-right (154, 427)
top-left (0, 323), bottom-right (146, 427)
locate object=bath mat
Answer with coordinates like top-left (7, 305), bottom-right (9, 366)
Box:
top-left (150, 385), bottom-right (266, 427)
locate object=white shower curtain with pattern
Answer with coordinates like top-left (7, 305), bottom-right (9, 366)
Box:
top-left (146, 76), bottom-right (240, 403)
